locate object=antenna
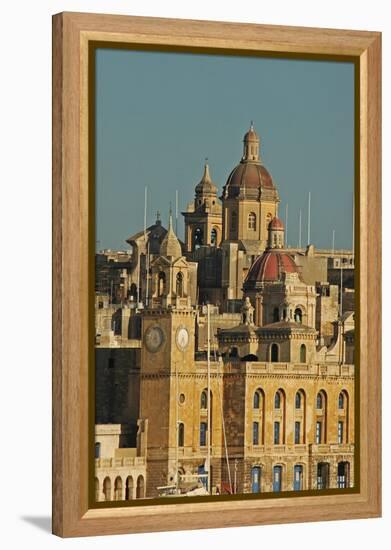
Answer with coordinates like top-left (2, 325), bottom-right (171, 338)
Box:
top-left (332, 229), bottom-right (335, 255)
top-left (307, 192), bottom-right (311, 246)
top-left (298, 210), bottom-right (302, 248)
top-left (175, 190), bottom-right (179, 235)
top-left (352, 192), bottom-right (355, 258)
top-left (285, 204), bottom-right (288, 247)
top-left (144, 186), bottom-right (147, 237)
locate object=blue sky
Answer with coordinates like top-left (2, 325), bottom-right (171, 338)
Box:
top-left (95, 48), bottom-right (354, 251)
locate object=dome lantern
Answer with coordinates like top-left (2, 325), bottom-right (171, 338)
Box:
top-left (242, 121), bottom-right (260, 162)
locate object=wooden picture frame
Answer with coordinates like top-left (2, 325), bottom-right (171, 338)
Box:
top-left (52, 11), bottom-right (381, 538)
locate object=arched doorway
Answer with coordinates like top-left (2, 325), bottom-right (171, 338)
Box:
top-left (317, 462), bottom-right (330, 489)
top-left (136, 475), bottom-right (145, 498)
top-left (273, 465), bottom-right (283, 492)
top-left (337, 461), bottom-right (350, 488)
top-left (251, 466), bottom-right (262, 493)
top-left (293, 465), bottom-right (303, 491)
top-left (125, 476), bottom-right (134, 500)
top-left (103, 477), bottom-right (111, 501)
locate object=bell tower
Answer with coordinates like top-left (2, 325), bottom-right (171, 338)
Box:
top-left (183, 161), bottom-right (222, 252)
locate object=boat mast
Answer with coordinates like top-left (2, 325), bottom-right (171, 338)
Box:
top-left (207, 303), bottom-right (211, 494)
top-left (175, 359), bottom-right (179, 493)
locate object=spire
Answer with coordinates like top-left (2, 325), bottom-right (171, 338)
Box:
top-left (160, 206), bottom-right (182, 259)
top-left (156, 210), bottom-right (161, 225)
top-left (195, 159), bottom-right (218, 196)
top-left (202, 159), bottom-right (212, 183)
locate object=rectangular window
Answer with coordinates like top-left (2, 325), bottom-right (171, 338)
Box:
top-left (274, 421), bottom-right (280, 445)
top-left (295, 421), bottom-right (301, 444)
top-left (316, 421), bottom-right (322, 444)
top-left (200, 422), bottom-right (207, 447)
top-left (253, 422), bottom-right (259, 445)
top-left (338, 421), bottom-right (344, 444)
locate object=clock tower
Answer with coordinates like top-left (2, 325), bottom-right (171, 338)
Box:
top-left (139, 215), bottom-right (196, 496)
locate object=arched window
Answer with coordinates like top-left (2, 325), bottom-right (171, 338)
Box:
top-left (273, 307), bottom-right (280, 322)
top-left (248, 212), bottom-right (256, 230)
top-left (274, 391), bottom-right (281, 409)
top-left (178, 422), bottom-right (184, 447)
top-left (114, 476), bottom-right (122, 501)
top-left (270, 343), bottom-right (279, 362)
top-left (339, 392), bottom-right (345, 409)
top-left (253, 390), bottom-right (262, 409)
top-left (295, 391), bottom-right (302, 409)
top-left (176, 272), bottom-right (183, 297)
top-left (200, 390), bottom-right (208, 409)
top-left (231, 211), bottom-right (237, 231)
top-left (315, 391), bottom-right (327, 444)
top-left (95, 478), bottom-right (100, 502)
top-left (300, 344), bottom-right (306, 363)
top-left (125, 476), bottom-right (134, 500)
top-left (211, 228), bottom-right (218, 246)
top-left (294, 308), bottom-right (303, 323)
top-left (229, 346), bottom-right (239, 358)
top-left (158, 271), bottom-right (165, 296)
top-left (316, 392), bottom-right (323, 409)
top-left (194, 227), bottom-right (204, 249)
top-left (136, 475), bottom-right (145, 499)
top-left (95, 442), bottom-right (101, 459)
top-left (103, 477), bottom-right (111, 501)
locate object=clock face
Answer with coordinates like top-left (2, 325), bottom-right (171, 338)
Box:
top-left (176, 327), bottom-right (189, 351)
top-left (144, 326), bottom-right (164, 353)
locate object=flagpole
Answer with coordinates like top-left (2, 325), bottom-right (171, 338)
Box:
top-left (307, 192), bottom-right (311, 246)
top-left (175, 190), bottom-right (179, 235)
top-left (298, 209), bottom-right (302, 249)
top-left (285, 204), bottom-right (288, 247)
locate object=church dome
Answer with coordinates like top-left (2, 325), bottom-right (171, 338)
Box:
top-left (224, 162), bottom-right (276, 198)
top-left (159, 215), bottom-right (182, 259)
top-left (269, 216), bottom-right (284, 230)
top-left (245, 250), bottom-right (298, 284)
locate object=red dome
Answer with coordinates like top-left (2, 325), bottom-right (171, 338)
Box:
top-left (245, 250), bottom-right (298, 284)
top-left (269, 216), bottom-right (284, 230)
top-left (224, 162), bottom-right (276, 199)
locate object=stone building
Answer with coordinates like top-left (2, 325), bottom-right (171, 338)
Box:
top-left (95, 123), bottom-right (355, 500)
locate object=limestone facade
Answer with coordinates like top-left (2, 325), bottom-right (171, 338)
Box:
top-left (95, 124), bottom-right (356, 500)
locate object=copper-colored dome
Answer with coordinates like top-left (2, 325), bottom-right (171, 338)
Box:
top-left (245, 250), bottom-right (298, 284)
top-left (269, 216), bottom-right (284, 230)
top-left (224, 162), bottom-right (275, 198)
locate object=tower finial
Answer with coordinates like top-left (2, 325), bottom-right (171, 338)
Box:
top-left (156, 210), bottom-right (161, 222)
top-left (168, 203), bottom-right (173, 230)
top-left (250, 120), bottom-right (254, 130)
